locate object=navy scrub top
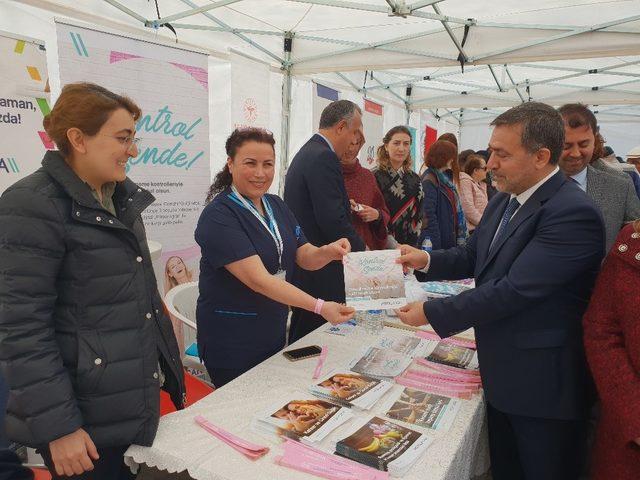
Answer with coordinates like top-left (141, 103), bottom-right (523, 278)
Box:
top-left (195, 187), bottom-right (308, 371)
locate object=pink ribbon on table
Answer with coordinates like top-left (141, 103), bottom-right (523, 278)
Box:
top-left (401, 371), bottom-right (481, 392)
top-left (195, 415), bottom-right (269, 460)
top-left (312, 345), bottom-right (328, 379)
top-left (416, 358), bottom-right (481, 376)
top-left (415, 330), bottom-right (477, 349)
top-left (276, 439), bottom-right (389, 480)
top-left (406, 365), bottom-right (482, 383)
top-left (395, 376), bottom-right (473, 400)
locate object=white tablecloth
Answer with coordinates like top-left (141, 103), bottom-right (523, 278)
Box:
top-left (125, 322), bottom-right (489, 480)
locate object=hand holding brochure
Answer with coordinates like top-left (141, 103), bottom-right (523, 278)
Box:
top-left (344, 250), bottom-right (406, 310)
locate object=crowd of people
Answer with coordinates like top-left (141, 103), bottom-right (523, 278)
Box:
top-left (0, 82), bottom-right (639, 480)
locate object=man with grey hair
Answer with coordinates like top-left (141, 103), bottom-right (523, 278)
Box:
top-left (284, 100), bottom-right (366, 342)
top-left (395, 102), bottom-right (605, 479)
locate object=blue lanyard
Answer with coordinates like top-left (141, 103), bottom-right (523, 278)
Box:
top-left (229, 185), bottom-right (284, 271)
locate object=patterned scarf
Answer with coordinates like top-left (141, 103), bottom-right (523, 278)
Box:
top-left (431, 168), bottom-right (468, 245)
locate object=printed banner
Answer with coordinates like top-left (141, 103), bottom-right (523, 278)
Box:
top-left (56, 22), bottom-right (210, 294)
top-left (424, 125), bottom-right (438, 159)
top-left (407, 126), bottom-right (418, 172)
top-left (230, 51), bottom-right (270, 129)
top-left (361, 98), bottom-right (384, 170)
top-left (312, 82), bottom-right (339, 131)
top-left (0, 33), bottom-right (51, 194)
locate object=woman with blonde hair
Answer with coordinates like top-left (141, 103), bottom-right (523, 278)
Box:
top-left (583, 219), bottom-right (640, 480)
top-left (373, 125), bottom-right (424, 247)
top-left (164, 255), bottom-right (194, 293)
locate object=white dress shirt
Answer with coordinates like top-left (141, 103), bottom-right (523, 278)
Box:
top-left (570, 167), bottom-right (588, 192)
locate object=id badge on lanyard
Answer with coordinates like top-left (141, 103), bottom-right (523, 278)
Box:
top-left (230, 186), bottom-right (286, 278)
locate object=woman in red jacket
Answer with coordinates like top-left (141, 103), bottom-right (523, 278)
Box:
top-left (583, 220), bottom-right (640, 480)
top-left (340, 133), bottom-right (390, 250)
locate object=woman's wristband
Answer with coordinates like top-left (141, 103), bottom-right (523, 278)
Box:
top-left (314, 298), bottom-right (325, 315)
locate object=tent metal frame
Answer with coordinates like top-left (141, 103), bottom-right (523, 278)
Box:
top-left (65, 0), bottom-right (640, 177)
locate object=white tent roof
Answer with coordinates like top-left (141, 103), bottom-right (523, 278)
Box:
top-left (10, 0), bottom-right (640, 119)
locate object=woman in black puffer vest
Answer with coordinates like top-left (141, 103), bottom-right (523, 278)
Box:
top-left (0, 83), bottom-right (184, 479)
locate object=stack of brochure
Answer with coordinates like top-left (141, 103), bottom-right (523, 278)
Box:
top-left (332, 416), bottom-right (432, 476)
top-left (348, 347), bottom-right (413, 380)
top-left (421, 339), bottom-right (479, 370)
top-left (309, 371), bottom-right (393, 410)
top-left (379, 387), bottom-right (462, 432)
top-left (394, 339), bottom-right (482, 399)
top-left (252, 397), bottom-right (353, 446)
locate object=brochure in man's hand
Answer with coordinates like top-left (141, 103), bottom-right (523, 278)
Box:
top-left (343, 250), bottom-right (406, 310)
top-left (332, 416), bottom-right (432, 476)
top-left (309, 371), bottom-right (393, 410)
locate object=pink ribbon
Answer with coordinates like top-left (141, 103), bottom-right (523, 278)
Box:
top-left (195, 415), bottom-right (269, 460)
top-left (415, 330), bottom-right (476, 349)
top-left (312, 345), bottom-right (328, 379)
top-left (276, 439), bottom-right (389, 480)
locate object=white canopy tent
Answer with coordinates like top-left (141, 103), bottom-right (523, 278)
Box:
top-left (2, 0), bottom-right (640, 190)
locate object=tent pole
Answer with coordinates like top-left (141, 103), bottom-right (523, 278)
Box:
top-left (279, 32), bottom-right (294, 197)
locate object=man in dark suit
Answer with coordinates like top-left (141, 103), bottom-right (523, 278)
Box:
top-left (397, 102), bottom-right (605, 480)
top-left (284, 100), bottom-right (366, 342)
top-left (558, 103), bottom-right (640, 252)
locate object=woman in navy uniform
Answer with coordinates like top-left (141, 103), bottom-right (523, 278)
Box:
top-left (196, 128), bottom-right (355, 387)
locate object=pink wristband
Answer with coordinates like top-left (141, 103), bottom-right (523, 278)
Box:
top-left (314, 298), bottom-right (325, 315)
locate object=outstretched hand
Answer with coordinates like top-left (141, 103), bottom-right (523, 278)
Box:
top-left (396, 302), bottom-right (428, 327)
top-left (324, 238), bottom-right (351, 262)
top-left (396, 244), bottom-right (429, 274)
top-left (321, 302), bottom-right (356, 325)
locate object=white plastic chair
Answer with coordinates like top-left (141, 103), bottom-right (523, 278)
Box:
top-left (164, 281), bottom-right (211, 384)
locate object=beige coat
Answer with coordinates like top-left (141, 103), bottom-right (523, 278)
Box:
top-left (458, 171), bottom-right (488, 229)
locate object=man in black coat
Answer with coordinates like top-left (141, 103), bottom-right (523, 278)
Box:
top-left (284, 100), bottom-right (366, 342)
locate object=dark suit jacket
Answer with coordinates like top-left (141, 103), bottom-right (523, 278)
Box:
top-left (422, 170), bottom-right (605, 420)
top-left (284, 134), bottom-right (366, 303)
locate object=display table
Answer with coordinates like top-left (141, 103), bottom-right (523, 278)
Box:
top-left (125, 321), bottom-right (489, 479)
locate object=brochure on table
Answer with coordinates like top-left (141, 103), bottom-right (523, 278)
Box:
top-left (332, 416), bottom-right (432, 476)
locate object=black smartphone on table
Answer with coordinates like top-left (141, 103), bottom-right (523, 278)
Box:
top-left (282, 345), bottom-right (322, 361)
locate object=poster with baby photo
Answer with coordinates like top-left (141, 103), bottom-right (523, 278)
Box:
top-left (343, 250), bottom-right (406, 310)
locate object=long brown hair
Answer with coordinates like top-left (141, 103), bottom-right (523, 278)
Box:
top-left (376, 125), bottom-right (413, 173)
top-left (425, 139), bottom-right (461, 185)
top-left (205, 128), bottom-right (275, 203)
top-left (43, 82), bottom-right (141, 156)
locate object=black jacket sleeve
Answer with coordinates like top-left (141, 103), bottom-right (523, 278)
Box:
top-left (304, 150), bottom-right (366, 251)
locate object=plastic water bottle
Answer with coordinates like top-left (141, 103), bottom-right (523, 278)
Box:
top-left (364, 310), bottom-right (384, 335)
top-left (421, 236), bottom-right (433, 253)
